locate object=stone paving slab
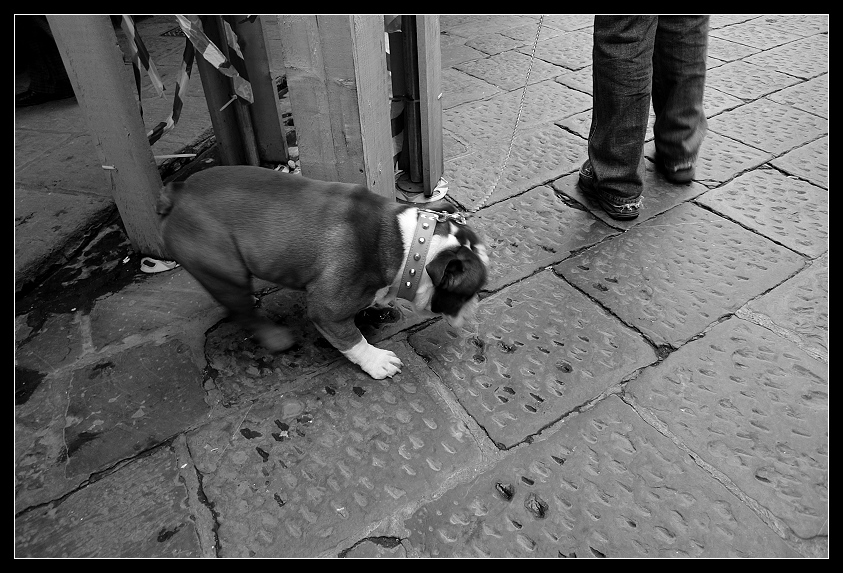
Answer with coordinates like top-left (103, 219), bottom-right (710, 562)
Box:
top-left (454, 50), bottom-right (564, 91)
top-left (760, 14), bottom-right (828, 37)
top-left (767, 73), bottom-right (828, 119)
top-left (540, 14), bottom-right (594, 32)
top-left (204, 287), bottom-right (433, 405)
top-left (464, 32), bottom-right (528, 56)
top-left (15, 133), bottom-right (112, 196)
top-left (709, 14), bottom-right (760, 29)
top-left (709, 21), bottom-right (803, 50)
top-left (15, 445), bottom-right (201, 557)
top-left (627, 317), bottom-right (828, 540)
top-left (186, 341), bottom-right (487, 557)
top-left (440, 15), bottom-right (538, 38)
top-left (707, 99), bottom-right (827, 156)
top-left (553, 66), bottom-right (592, 95)
top-left (554, 159), bottom-right (710, 229)
top-left (770, 135), bottom-right (828, 189)
top-left (704, 86), bottom-right (745, 117)
top-left (706, 35), bottom-right (762, 63)
top-left (696, 168), bottom-right (828, 258)
top-left (445, 124), bottom-right (586, 211)
top-left (88, 268), bottom-right (221, 350)
top-left (744, 33), bottom-right (829, 80)
top-left (14, 129), bottom-right (75, 172)
top-left (705, 60), bottom-right (800, 101)
top-left (439, 34), bottom-right (486, 68)
top-left (516, 30), bottom-right (593, 71)
top-left (743, 252), bottom-right (828, 360)
top-left (15, 188), bottom-right (114, 292)
top-left (498, 22), bottom-right (563, 43)
top-left (443, 80), bottom-right (592, 147)
top-left (468, 184), bottom-right (616, 290)
top-left (645, 132), bottom-right (773, 188)
top-left (61, 338), bottom-right (209, 478)
top-left (408, 271), bottom-right (655, 449)
top-left (554, 202), bottom-right (805, 348)
top-left (440, 68), bottom-right (502, 109)
top-left (401, 395), bottom-right (800, 558)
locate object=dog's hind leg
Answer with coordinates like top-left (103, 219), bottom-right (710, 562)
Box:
top-left (187, 265), bottom-right (295, 352)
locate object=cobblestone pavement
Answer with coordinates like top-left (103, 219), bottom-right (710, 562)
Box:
top-left (15, 15), bottom-right (827, 558)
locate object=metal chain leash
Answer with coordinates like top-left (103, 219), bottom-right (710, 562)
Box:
top-left (466, 15), bottom-right (544, 216)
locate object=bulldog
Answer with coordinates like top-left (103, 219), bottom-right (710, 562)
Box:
top-left (156, 165), bottom-right (488, 379)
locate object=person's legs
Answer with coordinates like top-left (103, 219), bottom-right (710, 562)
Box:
top-left (584, 15), bottom-right (657, 217)
top-left (651, 15), bottom-right (709, 180)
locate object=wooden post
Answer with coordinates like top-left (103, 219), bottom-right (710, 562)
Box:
top-left (415, 15), bottom-right (444, 196)
top-left (230, 15), bottom-right (289, 164)
top-left (195, 16), bottom-right (248, 166)
top-left (47, 15), bottom-right (167, 258)
top-left (276, 15), bottom-right (394, 199)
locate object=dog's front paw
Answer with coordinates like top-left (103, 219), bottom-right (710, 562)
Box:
top-left (343, 340), bottom-right (403, 379)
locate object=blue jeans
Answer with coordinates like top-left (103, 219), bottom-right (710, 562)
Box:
top-left (588, 15), bottom-right (709, 202)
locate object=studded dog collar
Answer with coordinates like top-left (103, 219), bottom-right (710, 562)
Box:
top-left (396, 210), bottom-right (439, 301)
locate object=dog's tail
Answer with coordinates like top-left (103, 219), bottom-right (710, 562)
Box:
top-left (156, 182), bottom-right (185, 218)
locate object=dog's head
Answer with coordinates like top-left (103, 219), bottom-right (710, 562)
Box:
top-left (408, 202), bottom-right (488, 328)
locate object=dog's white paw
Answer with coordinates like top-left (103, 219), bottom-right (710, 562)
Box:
top-left (343, 340), bottom-right (403, 379)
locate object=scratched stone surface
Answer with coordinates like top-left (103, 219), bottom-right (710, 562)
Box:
top-left (516, 30), bottom-right (593, 70)
top-left (408, 272), bottom-right (655, 448)
top-left (555, 110), bottom-right (591, 139)
top-left (760, 14), bottom-right (828, 36)
top-left (554, 161), bottom-right (709, 230)
top-left (628, 318), bottom-right (828, 539)
top-left (770, 135), bottom-right (828, 190)
top-left (554, 67), bottom-right (592, 95)
top-left (554, 203), bottom-right (805, 347)
top-left (205, 288), bottom-right (433, 404)
top-left (709, 14), bottom-right (759, 29)
top-left (187, 342), bottom-right (483, 557)
top-left (705, 60), bottom-right (799, 101)
top-left (88, 268), bottom-right (219, 350)
top-left (696, 169), bottom-right (828, 258)
top-left (402, 395), bottom-right (800, 558)
top-left (464, 32), bottom-right (527, 56)
top-left (744, 34), bottom-right (829, 79)
top-left (707, 99), bottom-right (827, 156)
top-left (15, 446), bottom-right (200, 557)
top-left (443, 80), bottom-right (592, 147)
top-left (705, 35), bottom-right (761, 62)
top-left (709, 21), bottom-right (802, 50)
top-left (445, 124), bottom-right (586, 211)
top-left (746, 253), bottom-right (828, 359)
top-left (440, 68), bottom-right (501, 110)
top-left (767, 74), bottom-right (828, 119)
top-left (440, 14), bottom-right (538, 39)
top-left (497, 22), bottom-right (563, 43)
top-left (455, 50), bottom-right (564, 91)
top-left (645, 132), bottom-right (772, 188)
top-left (541, 14), bottom-right (594, 32)
top-left (703, 86), bottom-right (744, 117)
top-left (468, 185), bottom-right (616, 290)
top-left (61, 339), bottom-right (209, 477)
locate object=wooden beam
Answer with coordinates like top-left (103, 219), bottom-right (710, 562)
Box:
top-left (277, 15), bottom-right (394, 199)
top-left (231, 15), bottom-right (289, 164)
top-left (47, 15), bottom-right (166, 257)
top-left (415, 15), bottom-right (444, 196)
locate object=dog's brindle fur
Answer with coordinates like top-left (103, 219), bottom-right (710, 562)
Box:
top-left (156, 166), bottom-right (487, 379)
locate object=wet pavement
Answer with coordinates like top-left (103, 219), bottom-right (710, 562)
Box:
top-left (15, 15), bottom-right (828, 558)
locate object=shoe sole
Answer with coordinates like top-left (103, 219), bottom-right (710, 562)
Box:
top-left (578, 175), bottom-right (639, 220)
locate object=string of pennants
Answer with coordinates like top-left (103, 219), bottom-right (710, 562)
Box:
top-left (120, 15), bottom-right (253, 146)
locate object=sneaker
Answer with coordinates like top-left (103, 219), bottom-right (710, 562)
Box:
top-left (653, 154), bottom-right (695, 184)
top-left (578, 160), bottom-right (641, 220)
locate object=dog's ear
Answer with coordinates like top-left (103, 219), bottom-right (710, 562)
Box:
top-left (426, 246), bottom-right (486, 292)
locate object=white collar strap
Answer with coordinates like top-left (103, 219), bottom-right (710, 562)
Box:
top-left (396, 210), bottom-right (438, 301)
